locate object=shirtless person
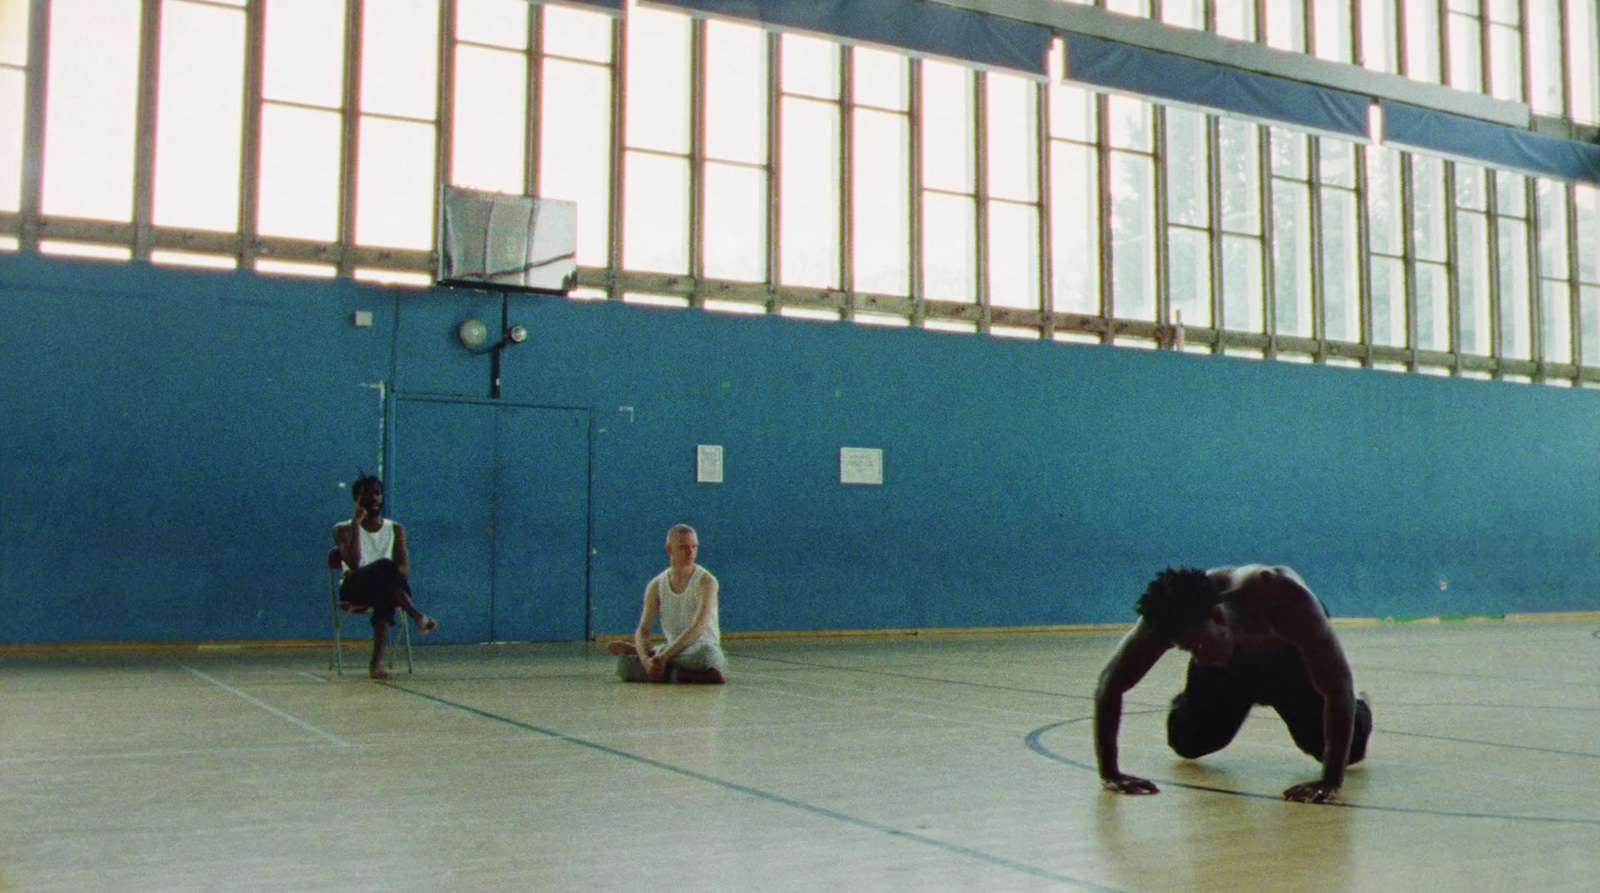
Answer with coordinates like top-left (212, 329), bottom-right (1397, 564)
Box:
top-left (608, 524), bottom-right (727, 684)
top-left (1094, 565), bottom-right (1372, 804)
top-left (331, 476), bottom-right (437, 679)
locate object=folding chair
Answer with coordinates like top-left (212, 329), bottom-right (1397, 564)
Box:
top-left (326, 547), bottom-right (413, 676)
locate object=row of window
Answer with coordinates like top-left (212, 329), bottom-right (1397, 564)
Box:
top-left (2, 1), bottom-right (1599, 383)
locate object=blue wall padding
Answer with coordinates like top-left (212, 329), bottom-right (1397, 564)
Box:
top-left (646, 0), bottom-right (1051, 76)
top-left (3, 252), bottom-right (1599, 643)
top-left (1061, 33), bottom-right (1371, 138)
top-left (1381, 100), bottom-right (1600, 184)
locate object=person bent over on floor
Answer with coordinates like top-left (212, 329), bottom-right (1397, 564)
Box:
top-left (609, 524), bottom-right (726, 684)
top-left (1093, 565), bottom-right (1372, 804)
top-left (332, 475), bottom-right (438, 680)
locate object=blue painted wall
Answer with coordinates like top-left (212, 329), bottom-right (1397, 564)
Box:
top-left (2, 252), bottom-right (1597, 644)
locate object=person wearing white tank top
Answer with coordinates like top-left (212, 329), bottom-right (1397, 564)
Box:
top-left (331, 476), bottom-right (438, 679)
top-left (609, 524), bottom-right (726, 684)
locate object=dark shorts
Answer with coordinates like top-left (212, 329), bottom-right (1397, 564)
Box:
top-left (338, 558), bottom-right (408, 627)
top-left (1167, 645), bottom-right (1372, 764)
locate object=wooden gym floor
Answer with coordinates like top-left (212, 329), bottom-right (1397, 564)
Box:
top-left (1, 618), bottom-right (1597, 892)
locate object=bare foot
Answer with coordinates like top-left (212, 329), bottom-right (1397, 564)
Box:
top-left (606, 641), bottom-right (636, 656)
top-left (416, 616), bottom-right (438, 635)
top-left (369, 667), bottom-right (394, 680)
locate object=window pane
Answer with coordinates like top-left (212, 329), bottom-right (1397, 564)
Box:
top-left (1361, 0), bottom-right (1398, 73)
top-left (1523, 0), bottom-right (1562, 115)
top-left (1050, 141), bottom-right (1099, 315)
top-left (1048, 82), bottom-right (1095, 143)
top-left (1542, 278), bottom-right (1573, 363)
top-left (1537, 179), bottom-right (1570, 279)
top-left (257, 105), bottom-right (342, 241)
top-left (1416, 261), bottom-right (1451, 351)
top-left (922, 61), bottom-right (973, 193)
top-left (0, 70), bottom-right (20, 212)
top-left (625, 6), bottom-right (690, 154)
top-left (1321, 188), bottom-right (1360, 343)
top-left (1489, 23), bottom-right (1522, 102)
top-left (1412, 155), bottom-right (1449, 262)
top-left (355, 117), bottom-right (436, 249)
top-left (361, 0), bottom-right (438, 119)
top-left (853, 46), bottom-right (908, 111)
top-left (705, 19), bottom-right (767, 165)
top-left (1456, 212), bottom-right (1492, 355)
top-left (1577, 185), bottom-right (1599, 285)
top-left (703, 161), bottom-right (766, 282)
top-left (1222, 233), bottom-right (1265, 333)
top-left (153, 1), bottom-right (245, 232)
top-left (1270, 128), bottom-right (1308, 179)
top-left (1169, 227), bottom-right (1213, 328)
top-left (1216, 0), bottom-right (1256, 40)
top-left (1495, 170), bottom-right (1526, 217)
top-left (780, 32), bottom-right (838, 100)
top-left (1313, 0), bottom-right (1352, 63)
top-left (41, 0), bottom-right (140, 220)
top-left (1367, 145), bottom-right (1403, 256)
top-left (1370, 255), bottom-right (1406, 347)
top-left (1405, 0), bottom-right (1441, 83)
top-left (1163, 0), bottom-right (1204, 28)
top-left (263, 0), bottom-right (346, 107)
top-left (924, 192), bottom-right (975, 302)
top-left (0, 0), bottom-right (29, 65)
top-left (1166, 108), bottom-right (1209, 228)
top-left (988, 201), bottom-right (1040, 311)
top-left (1584, 284), bottom-right (1600, 363)
top-left (1107, 95), bottom-right (1152, 152)
top-left (1570, 0), bottom-right (1599, 125)
top-left (854, 109), bottom-right (910, 296)
top-left (543, 5), bottom-right (610, 63)
top-left (986, 73), bottom-right (1037, 202)
top-left (451, 46), bottom-right (527, 193)
top-left (1218, 119), bottom-right (1260, 235)
top-left (457, 0), bottom-right (527, 51)
top-left (779, 97), bottom-right (839, 288)
top-left (1110, 152), bottom-right (1156, 321)
top-left (1320, 138), bottom-right (1356, 189)
top-left (539, 59), bottom-right (612, 265)
top-left (1266, 1), bottom-right (1305, 52)
top-left (1447, 11), bottom-right (1483, 92)
top-left (623, 151), bottom-right (688, 273)
top-left (1498, 219), bottom-right (1531, 359)
top-left (1271, 180), bottom-right (1312, 337)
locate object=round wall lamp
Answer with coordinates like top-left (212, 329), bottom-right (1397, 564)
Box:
top-left (458, 318), bottom-right (488, 349)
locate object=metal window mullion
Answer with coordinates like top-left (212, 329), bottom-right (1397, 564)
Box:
top-left (974, 71), bottom-right (990, 332)
top-left (1258, 125), bottom-right (1277, 355)
top-left (1520, 179), bottom-right (1545, 375)
top-left (839, 45), bottom-right (855, 315)
top-left (1037, 79), bottom-right (1055, 337)
top-left (18, 0), bottom-right (48, 250)
top-left (765, 31), bottom-right (781, 310)
top-left (1307, 137), bottom-right (1325, 359)
top-left (527, 9), bottom-right (542, 195)
top-left (1566, 181), bottom-right (1584, 370)
top-left (1152, 105), bottom-right (1170, 335)
top-left (607, 12), bottom-right (627, 298)
top-left (1443, 161), bottom-right (1463, 370)
top-left (1096, 92), bottom-right (1115, 340)
top-left (132, 0), bottom-right (163, 261)
top-left (688, 18), bottom-right (706, 303)
top-left (337, 0), bottom-right (365, 276)
top-left (1205, 114), bottom-right (1223, 348)
top-left (1484, 175), bottom-right (1505, 373)
top-left (238, 0), bottom-right (265, 266)
top-left (1354, 140), bottom-right (1373, 364)
top-left (908, 59), bottom-right (924, 325)
top-left (1400, 151), bottom-right (1421, 369)
top-left (436, 0), bottom-right (457, 220)
top-left (1435, 0), bottom-right (1452, 90)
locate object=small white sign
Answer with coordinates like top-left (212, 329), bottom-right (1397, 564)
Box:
top-left (839, 447), bottom-right (883, 485)
top-left (697, 444), bottom-right (724, 484)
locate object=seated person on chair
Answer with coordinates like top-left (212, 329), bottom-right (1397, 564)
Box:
top-left (1094, 565), bottom-right (1372, 804)
top-left (609, 524), bottom-right (726, 684)
top-left (331, 475), bottom-right (437, 679)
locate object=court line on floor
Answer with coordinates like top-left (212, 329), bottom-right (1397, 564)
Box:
top-left (1024, 717), bottom-right (1600, 826)
top-left (384, 681), bottom-right (1124, 893)
top-left (182, 666), bottom-right (352, 747)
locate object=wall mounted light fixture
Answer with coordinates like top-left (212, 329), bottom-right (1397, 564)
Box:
top-left (458, 318), bottom-right (489, 349)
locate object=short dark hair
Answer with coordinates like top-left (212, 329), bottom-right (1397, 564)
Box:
top-left (352, 475), bottom-right (382, 501)
top-left (1136, 567), bottom-right (1221, 640)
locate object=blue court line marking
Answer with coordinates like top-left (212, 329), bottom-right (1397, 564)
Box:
top-left (1025, 717), bottom-right (1600, 825)
top-left (382, 682), bottom-right (1124, 893)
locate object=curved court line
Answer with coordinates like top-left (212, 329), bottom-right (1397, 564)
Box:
top-left (384, 682), bottom-right (1124, 893)
top-left (1024, 718), bottom-right (1600, 826)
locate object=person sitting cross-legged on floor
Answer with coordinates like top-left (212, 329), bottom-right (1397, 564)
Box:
top-left (609, 524), bottom-right (726, 684)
